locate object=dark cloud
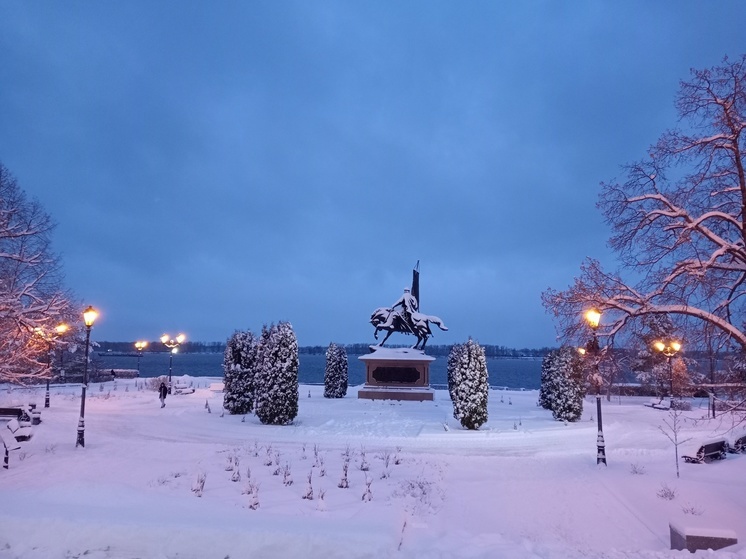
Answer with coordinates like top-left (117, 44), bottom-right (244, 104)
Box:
top-left (1, 2), bottom-right (744, 347)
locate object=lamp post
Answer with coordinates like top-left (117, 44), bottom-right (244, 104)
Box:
top-left (584, 308), bottom-right (607, 466)
top-left (37, 323), bottom-right (69, 408)
top-left (160, 333), bottom-right (185, 394)
top-left (76, 305), bottom-right (98, 448)
top-left (134, 340), bottom-right (148, 377)
top-left (653, 339), bottom-right (682, 401)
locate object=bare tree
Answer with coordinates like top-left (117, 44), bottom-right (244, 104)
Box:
top-left (659, 409), bottom-right (692, 479)
top-left (0, 164), bottom-right (74, 383)
top-left (543, 55), bottom-right (746, 355)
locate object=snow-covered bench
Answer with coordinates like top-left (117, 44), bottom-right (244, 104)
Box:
top-left (670, 521), bottom-right (738, 552)
top-left (728, 434), bottom-right (746, 454)
top-left (682, 438), bottom-right (728, 464)
top-left (0, 427), bottom-right (21, 469)
top-left (644, 398), bottom-right (671, 410)
top-left (173, 382), bottom-right (195, 395)
top-left (5, 418), bottom-right (32, 441)
top-left (20, 404), bottom-right (41, 426)
top-left (0, 408), bottom-right (23, 420)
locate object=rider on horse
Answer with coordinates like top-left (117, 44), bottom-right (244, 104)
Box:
top-left (380, 287), bottom-right (418, 332)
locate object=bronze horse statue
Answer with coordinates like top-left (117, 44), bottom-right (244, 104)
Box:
top-left (370, 307), bottom-right (448, 350)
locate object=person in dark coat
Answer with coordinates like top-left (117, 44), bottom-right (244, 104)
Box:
top-left (159, 382), bottom-right (167, 408)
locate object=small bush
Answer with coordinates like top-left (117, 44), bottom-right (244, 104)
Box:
top-left (657, 482), bottom-right (677, 500)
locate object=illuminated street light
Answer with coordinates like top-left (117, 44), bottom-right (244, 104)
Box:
top-left (134, 340), bottom-right (148, 377)
top-left (654, 339), bottom-right (682, 399)
top-left (585, 308), bottom-right (601, 330)
top-left (583, 308), bottom-right (606, 466)
top-left (35, 323), bottom-right (69, 408)
top-left (76, 305), bottom-right (98, 448)
top-left (161, 333), bottom-right (185, 394)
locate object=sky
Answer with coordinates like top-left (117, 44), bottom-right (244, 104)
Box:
top-left (1, 2), bottom-right (746, 348)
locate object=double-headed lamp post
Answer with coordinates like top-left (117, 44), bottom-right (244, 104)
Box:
top-left (134, 340), bottom-right (148, 377)
top-left (653, 339), bottom-right (682, 400)
top-left (76, 305), bottom-right (98, 448)
top-left (35, 323), bottom-right (69, 408)
top-left (161, 333), bottom-right (185, 394)
top-left (584, 308), bottom-right (607, 466)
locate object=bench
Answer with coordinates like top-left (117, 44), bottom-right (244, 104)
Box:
top-left (5, 418), bottom-right (32, 441)
top-left (670, 521), bottom-right (738, 552)
top-left (173, 383), bottom-right (195, 395)
top-left (0, 408), bottom-right (23, 420)
top-left (13, 405), bottom-right (41, 426)
top-left (0, 428), bottom-right (21, 469)
top-left (682, 439), bottom-right (728, 463)
top-left (644, 398), bottom-right (671, 410)
top-left (728, 434), bottom-right (746, 454)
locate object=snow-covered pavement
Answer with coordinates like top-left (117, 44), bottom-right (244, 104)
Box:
top-left (0, 378), bottom-right (744, 558)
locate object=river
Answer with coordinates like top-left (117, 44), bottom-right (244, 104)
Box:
top-left (96, 352), bottom-right (541, 390)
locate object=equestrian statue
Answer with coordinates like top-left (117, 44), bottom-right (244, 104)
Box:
top-left (370, 262), bottom-right (447, 350)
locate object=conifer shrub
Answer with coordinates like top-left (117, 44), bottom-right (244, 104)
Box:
top-left (539, 346), bottom-right (584, 422)
top-left (323, 342), bottom-right (348, 398)
top-left (222, 330), bottom-right (258, 415)
top-left (254, 322), bottom-right (299, 425)
top-left (447, 339), bottom-right (489, 430)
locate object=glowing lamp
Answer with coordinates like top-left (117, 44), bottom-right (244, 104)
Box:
top-left (83, 306), bottom-right (98, 328)
top-left (585, 308), bottom-right (601, 330)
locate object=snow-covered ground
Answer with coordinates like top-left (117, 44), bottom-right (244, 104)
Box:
top-left (1, 377), bottom-right (744, 559)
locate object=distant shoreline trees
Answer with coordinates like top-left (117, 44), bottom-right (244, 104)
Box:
top-left (97, 340), bottom-right (556, 358)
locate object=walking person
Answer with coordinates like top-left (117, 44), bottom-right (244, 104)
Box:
top-left (159, 381), bottom-right (167, 408)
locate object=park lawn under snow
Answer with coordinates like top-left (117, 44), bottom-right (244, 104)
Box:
top-left (0, 378), bottom-right (744, 559)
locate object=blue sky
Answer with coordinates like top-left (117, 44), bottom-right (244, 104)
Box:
top-left (1, 2), bottom-right (745, 347)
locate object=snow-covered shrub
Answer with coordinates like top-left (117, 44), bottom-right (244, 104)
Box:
top-left (446, 342), bottom-right (462, 404)
top-left (538, 351), bottom-right (557, 410)
top-left (302, 471), bottom-right (314, 500)
top-left (657, 483), bottom-right (676, 500)
top-left (192, 471), bottom-right (207, 497)
top-left (223, 330), bottom-right (258, 415)
top-left (448, 339), bottom-right (489, 430)
top-left (551, 347), bottom-right (584, 422)
top-left (362, 474), bottom-right (372, 502)
top-left (323, 342), bottom-right (348, 398)
top-left (254, 322), bottom-right (299, 425)
top-left (629, 463), bottom-right (646, 475)
top-left (539, 346), bottom-right (584, 422)
top-left (338, 459), bottom-right (349, 489)
top-left (682, 503), bottom-right (704, 516)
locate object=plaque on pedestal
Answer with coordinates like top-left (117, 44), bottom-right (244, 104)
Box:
top-left (357, 347), bottom-right (435, 401)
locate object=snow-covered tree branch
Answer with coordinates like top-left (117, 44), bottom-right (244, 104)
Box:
top-left (0, 163), bottom-right (74, 383)
top-left (543, 56), bottom-right (746, 357)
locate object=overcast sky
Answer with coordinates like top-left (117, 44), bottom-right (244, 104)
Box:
top-left (1, 2), bottom-right (745, 348)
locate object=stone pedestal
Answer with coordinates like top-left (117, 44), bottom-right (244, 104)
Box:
top-left (357, 347), bottom-right (434, 401)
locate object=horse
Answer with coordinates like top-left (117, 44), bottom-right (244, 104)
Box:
top-left (370, 307), bottom-right (448, 350)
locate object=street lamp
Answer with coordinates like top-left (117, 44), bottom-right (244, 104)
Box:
top-left (653, 339), bottom-right (682, 400)
top-left (76, 305), bottom-right (98, 448)
top-left (584, 308), bottom-right (607, 466)
top-left (134, 340), bottom-right (148, 377)
top-left (35, 323), bottom-right (69, 408)
top-left (160, 333), bottom-right (185, 394)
